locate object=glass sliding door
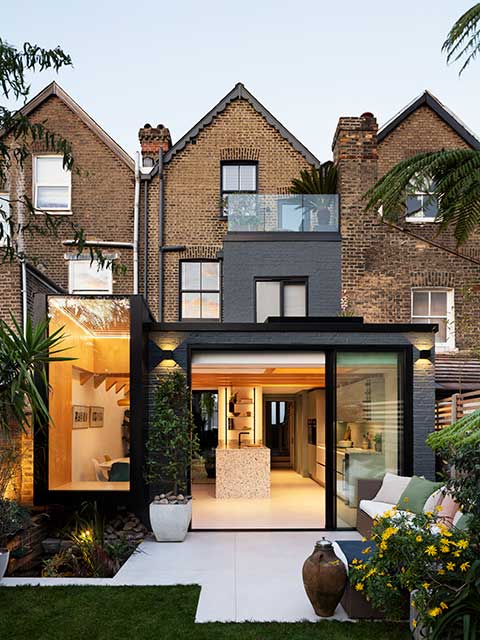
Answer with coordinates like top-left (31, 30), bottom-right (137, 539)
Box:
top-left (335, 352), bottom-right (404, 528)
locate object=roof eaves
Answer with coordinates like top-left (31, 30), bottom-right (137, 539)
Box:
top-left (5, 81), bottom-right (135, 171)
top-left (378, 90), bottom-right (480, 150)
top-left (163, 82), bottom-right (321, 166)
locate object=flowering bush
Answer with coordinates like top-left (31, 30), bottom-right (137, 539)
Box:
top-left (349, 506), bottom-right (477, 635)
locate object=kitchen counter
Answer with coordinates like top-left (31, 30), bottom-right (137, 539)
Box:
top-left (215, 443), bottom-right (270, 499)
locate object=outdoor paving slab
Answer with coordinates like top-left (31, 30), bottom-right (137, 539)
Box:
top-left (1, 531), bottom-right (361, 623)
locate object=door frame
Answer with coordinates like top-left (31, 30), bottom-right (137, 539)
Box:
top-left (187, 343), bottom-right (413, 531)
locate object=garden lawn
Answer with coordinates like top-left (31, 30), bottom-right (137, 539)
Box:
top-left (0, 585), bottom-right (411, 639)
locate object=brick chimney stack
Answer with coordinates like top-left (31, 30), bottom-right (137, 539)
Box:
top-left (138, 123), bottom-right (172, 165)
top-left (331, 112), bottom-right (379, 317)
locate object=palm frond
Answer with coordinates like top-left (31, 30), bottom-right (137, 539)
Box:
top-left (0, 314), bottom-right (73, 434)
top-left (364, 148), bottom-right (480, 244)
top-left (442, 3), bottom-right (480, 74)
top-left (290, 161), bottom-right (338, 194)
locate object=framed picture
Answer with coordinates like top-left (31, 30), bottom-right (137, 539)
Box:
top-left (90, 406), bottom-right (104, 428)
top-left (72, 405), bottom-right (89, 429)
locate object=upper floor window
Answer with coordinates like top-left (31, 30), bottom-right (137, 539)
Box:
top-left (256, 278), bottom-right (307, 323)
top-left (34, 156), bottom-right (71, 213)
top-left (0, 193), bottom-right (10, 246)
top-left (411, 288), bottom-right (454, 350)
top-left (69, 259), bottom-right (113, 294)
top-left (406, 178), bottom-right (438, 222)
top-left (221, 162), bottom-right (257, 194)
top-left (180, 261), bottom-right (220, 320)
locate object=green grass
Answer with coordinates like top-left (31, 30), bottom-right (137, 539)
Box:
top-left (0, 585), bottom-right (411, 639)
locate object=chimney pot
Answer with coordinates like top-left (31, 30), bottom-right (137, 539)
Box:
top-left (138, 123), bottom-right (172, 161)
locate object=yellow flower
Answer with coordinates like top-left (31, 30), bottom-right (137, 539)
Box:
top-left (440, 602), bottom-right (448, 610)
top-left (382, 526), bottom-right (398, 541)
top-left (412, 619), bottom-right (417, 628)
top-left (460, 562), bottom-right (471, 572)
top-left (382, 510), bottom-right (392, 519)
top-left (386, 582), bottom-right (393, 588)
top-left (355, 583), bottom-right (364, 591)
top-left (440, 538), bottom-right (451, 546)
top-left (351, 558), bottom-right (359, 565)
top-left (428, 607), bottom-right (442, 618)
top-left (457, 539), bottom-right (469, 550)
top-left (440, 546), bottom-right (450, 554)
top-left (361, 537), bottom-right (367, 543)
top-left (422, 582), bottom-right (430, 590)
top-left (403, 497), bottom-right (409, 503)
top-left (453, 550), bottom-right (461, 558)
top-left (379, 541), bottom-right (388, 551)
top-left (437, 568), bottom-right (445, 575)
top-left (416, 535), bottom-right (423, 542)
top-left (446, 562), bottom-right (455, 571)
top-left (435, 505), bottom-right (443, 512)
top-left (362, 546), bottom-right (371, 555)
top-left (425, 545), bottom-right (437, 557)
top-left (411, 600), bottom-right (416, 608)
top-left (442, 530), bottom-right (453, 537)
top-left (425, 511), bottom-right (433, 518)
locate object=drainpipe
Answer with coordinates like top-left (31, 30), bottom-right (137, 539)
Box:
top-left (21, 260), bottom-right (27, 334)
top-left (143, 179), bottom-right (149, 300)
top-left (158, 147), bottom-right (164, 321)
top-left (133, 152), bottom-right (140, 295)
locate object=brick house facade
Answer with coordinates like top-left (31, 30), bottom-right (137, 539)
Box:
top-left (0, 82), bottom-right (136, 326)
top-left (333, 92), bottom-right (480, 392)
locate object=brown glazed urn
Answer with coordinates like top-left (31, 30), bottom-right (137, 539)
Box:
top-left (302, 538), bottom-right (347, 617)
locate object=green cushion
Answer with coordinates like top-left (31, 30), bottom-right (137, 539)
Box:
top-left (109, 462), bottom-right (130, 482)
top-left (396, 476), bottom-right (442, 514)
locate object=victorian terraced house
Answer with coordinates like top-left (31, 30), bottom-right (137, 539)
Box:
top-left (1, 81), bottom-right (479, 529)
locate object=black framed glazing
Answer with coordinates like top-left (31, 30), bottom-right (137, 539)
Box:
top-left (254, 276), bottom-right (308, 322)
top-left (220, 161), bottom-right (258, 217)
top-left (179, 259), bottom-right (221, 321)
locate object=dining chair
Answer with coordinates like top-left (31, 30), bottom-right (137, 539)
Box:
top-left (92, 458), bottom-right (108, 482)
top-left (109, 462), bottom-right (130, 482)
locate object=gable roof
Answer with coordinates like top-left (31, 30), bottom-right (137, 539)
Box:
top-left (161, 82), bottom-right (320, 167)
top-left (9, 82), bottom-right (135, 171)
top-left (378, 90), bottom-right (480, 150)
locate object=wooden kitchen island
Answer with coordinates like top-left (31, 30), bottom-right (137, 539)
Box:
top-left (215, 443), bottom-right (270, 499)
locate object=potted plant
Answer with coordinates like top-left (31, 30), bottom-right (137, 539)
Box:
top-left (145, 371), bottom-right (200, 542)
top-left (0, 498), bottom-right (30, 578)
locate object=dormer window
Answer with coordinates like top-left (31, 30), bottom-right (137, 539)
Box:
top-left (34, 156), bottom-right (72, 214)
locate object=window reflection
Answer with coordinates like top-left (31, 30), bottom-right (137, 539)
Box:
top-left (336, 352), bottom-right (403, 527)
top-left (47, 297), bottom-right (130, 491)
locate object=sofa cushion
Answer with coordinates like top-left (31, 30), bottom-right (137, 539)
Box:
top-left (397, 476), bottom-right (442, 514)
top-left (438, 493), bottom-right (460, 527)
top-left (423, 487), bottom-right (445, 514)
top-left (359, 499), bottom-right (396, 520)
top-left (373, 472), bottom-right (412, 504)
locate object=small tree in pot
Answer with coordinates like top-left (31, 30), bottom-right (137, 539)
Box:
top-left (145, 371), bottom-right (200, 542)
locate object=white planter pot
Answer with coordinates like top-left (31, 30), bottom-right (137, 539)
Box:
top-left (149, 501), bottom-right (192, 542)
top-left (0, 550), bottom-right (10, 579)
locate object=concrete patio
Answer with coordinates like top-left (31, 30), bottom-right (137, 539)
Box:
top-left (2, 531), bottom-right (361, 623)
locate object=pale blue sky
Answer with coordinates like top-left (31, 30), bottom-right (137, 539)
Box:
top-left (3, 0), bottom-right (479, 161)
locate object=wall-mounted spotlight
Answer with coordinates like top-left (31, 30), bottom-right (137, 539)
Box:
top-left (418, 348), bottom-right (432, 361)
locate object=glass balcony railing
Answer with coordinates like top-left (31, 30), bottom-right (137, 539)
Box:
top-left (225, 194), bottom-right (339, 233)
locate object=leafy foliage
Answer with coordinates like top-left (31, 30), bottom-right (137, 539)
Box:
top-left (290, 161), bottom-right (338, 195)
top-left (0, 313), bottom-right (71, 434)
top-left (349, 509), bottom-right (477, 635)
top-left (0, 441), bottom-right (20, 498)
top-left (427, 412), bottom-right (480, 539)
top-left (0, 498), bottom-right (30, 547)
top-left (442, 3), bottom-right (480, 75)
top-left (364, 149), bottom-right (480, 245)
top-left (364, 4), bottom-right (480, 244)
top-left (0, 38), bottom-right (124, 273)
top-left (145, 371), bottom-right (200, 495)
